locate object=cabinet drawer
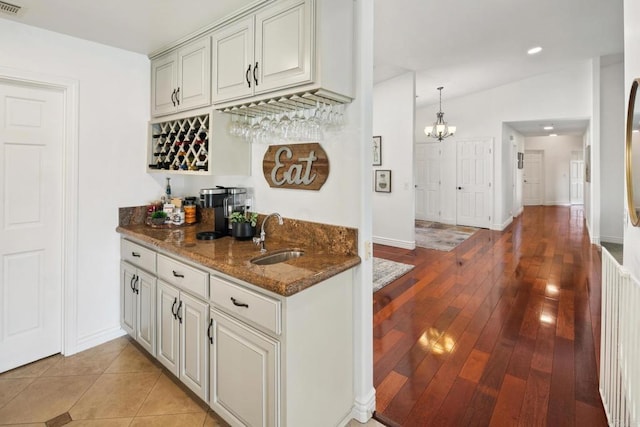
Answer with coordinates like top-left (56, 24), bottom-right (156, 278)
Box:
top-left (121, 239), bottom-right (156, 273)
top-left (210, 275), bottom-right (281, 335)
top-left (157, 254), bottom-right (209, 299)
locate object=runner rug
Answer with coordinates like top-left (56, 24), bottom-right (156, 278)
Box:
top-left (415, 220), bottom-right (478, 251)
top-left (373, 257), bottom-right (414, 292)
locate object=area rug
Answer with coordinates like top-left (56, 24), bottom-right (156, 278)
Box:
top-left (415, 220), bottom-right (478, 252)
top-left (373, 257), bottom-right (414, 292)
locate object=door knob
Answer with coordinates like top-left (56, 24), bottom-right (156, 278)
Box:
top-left (457, 187), bottom-right (462, 190)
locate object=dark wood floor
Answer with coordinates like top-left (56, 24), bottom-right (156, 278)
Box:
top-left (372, 206), bottom-right (607, 426)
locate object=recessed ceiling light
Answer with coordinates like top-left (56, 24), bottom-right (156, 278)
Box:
top-left (549, 133), bottom-right (558, 137)
top-left (543, 125), bottom-right (554, 130)
top-left (528, 46), bottom-right (543, 55)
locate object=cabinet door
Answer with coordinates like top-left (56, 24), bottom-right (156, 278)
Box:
top-left (136, 270), bottom-right (156, 357)
top-left (177, 37), bottom-right (211, 112)
top-left (211, 17), bottom-right (255, 103)
top-left (151, 52), bottom-right (178, 117)
top-left (120, 262), bottom-right (137, 338)
top-left (210, 309), bottom-right (279, 427)
top-left (180, 293), bottom-right (209, 400)
top-left (254, 0), bottom-right (312, 94)
top-left (156, 281), bottom-right (180, 376)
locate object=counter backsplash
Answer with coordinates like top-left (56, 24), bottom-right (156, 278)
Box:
top-left (118, 206), bottom-right (358, 256)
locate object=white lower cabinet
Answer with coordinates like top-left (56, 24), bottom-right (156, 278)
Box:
top-left (157, 280), bottom-right (209, 400)
top-left (120, 261), bottom-right (156, 356)
top-left (209, 308), bottom-right (279, 427)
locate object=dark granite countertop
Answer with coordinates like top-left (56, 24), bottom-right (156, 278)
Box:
top-left (116, 213), bottom-right (360, 297)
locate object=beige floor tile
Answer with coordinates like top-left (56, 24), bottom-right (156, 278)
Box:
top-left (0, 377), bottom-right (35, 408)
top-left (0, 375), bottom-right (98, 424)
top-left (137, 373), bottom-right (207, 416)
top-left (0, 355), bottom-right (62, 379)
top-left (203, 410), bottom-right (230, 427)
top-left (104, 344), bottom-right (161, 374)
top-left (69, 372), bottom-right (161, 420)
top-left (129, 412), bottom-right (206, 427)
top-left (67, 419), bottom-right (132, 426)
top-left (42, 346), bottom-right (127, 377)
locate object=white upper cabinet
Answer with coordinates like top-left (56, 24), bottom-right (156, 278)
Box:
top-left (212, 0), bottom-right (312, 104)
top-left (151, 36), bottom-right (211, 117)
top-left (255, 0), bottom-right (312, 94)
top-left (211, 17), bottom-right (255, 103)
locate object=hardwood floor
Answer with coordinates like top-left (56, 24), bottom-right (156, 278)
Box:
top-left (372, 206), bottom-right (607, 426)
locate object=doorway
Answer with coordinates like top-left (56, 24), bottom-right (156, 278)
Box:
top-left (524, 151), bottom-right (544, 205)
top-left (415, 142), bottom-right (441, 221)
top-left (570, 160), bottom-right (585, 204)
top-left (456, 138), bottom-right (493, 228)
top-left (0, 71), bottom-right (78, 372)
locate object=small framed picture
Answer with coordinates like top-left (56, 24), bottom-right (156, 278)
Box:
top-left (374, 170), bottom-right (391, 193)
top-left (372, 136), bottom-right (382, 166)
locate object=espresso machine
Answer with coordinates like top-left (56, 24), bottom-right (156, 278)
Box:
top-left (196, 187), bottom-right (247, 240)
top-left (196, 187), bottom-right (228, 240)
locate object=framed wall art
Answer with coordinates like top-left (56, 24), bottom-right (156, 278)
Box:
top-left (373, 136), bottom-right (382, 166)
top-left (374, 169), bottom-right (391, 192)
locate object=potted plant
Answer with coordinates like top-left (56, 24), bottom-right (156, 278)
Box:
top-left (149, 210), bottom-right (168, 226)
top-left (229, 212), bottom-right (258, 240)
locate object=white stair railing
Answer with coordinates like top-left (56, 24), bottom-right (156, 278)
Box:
top-left (600, 248), bottom-right (640, 427)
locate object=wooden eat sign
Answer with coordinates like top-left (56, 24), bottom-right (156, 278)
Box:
top-left (262, 143), bottom-right (329, 190)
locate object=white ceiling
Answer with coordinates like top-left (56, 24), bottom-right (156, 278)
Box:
top-left (0, 0), bottom-right (624, 136)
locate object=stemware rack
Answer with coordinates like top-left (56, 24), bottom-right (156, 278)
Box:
top-left (148, 112), bottom-right (211, 175)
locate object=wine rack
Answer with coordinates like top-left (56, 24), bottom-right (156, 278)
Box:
top-left (148, 112), bottom-right (211, 174)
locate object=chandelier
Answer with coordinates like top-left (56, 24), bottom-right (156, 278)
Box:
top-left (424, 86), bottom-right (456, 141)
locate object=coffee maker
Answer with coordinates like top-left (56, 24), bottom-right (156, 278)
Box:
top-left (196, 187), bottom-right (247, 240)
top-left (196, 187), bottom-right (228, 240)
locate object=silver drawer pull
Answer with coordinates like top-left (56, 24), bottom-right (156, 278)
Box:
top-left (172, 270), bottom-right (184, 278)
top-left (230, 297), bottom-right (249, 308)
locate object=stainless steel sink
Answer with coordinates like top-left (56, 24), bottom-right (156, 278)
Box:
top-left (250, 249), bottom-right (305, 266)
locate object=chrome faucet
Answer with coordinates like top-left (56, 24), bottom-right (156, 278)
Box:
top-left (253, 212), bottom-right (283, 253)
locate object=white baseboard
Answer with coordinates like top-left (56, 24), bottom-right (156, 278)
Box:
top-left (492, 216), bottom-right (513, 231)
top-left (345, 388), bottom-right (376, 424)
top-left (73, 326), bottom-right (127, 355)
top-left (545, 201), bottom-right (571, 206)
top-left (601, 235), bottom-right (624, 244)
top-left (373, 236), bottom-right (415, 250)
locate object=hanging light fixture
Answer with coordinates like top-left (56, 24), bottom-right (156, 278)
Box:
top-left (424, 86), bottom-right (456, 141)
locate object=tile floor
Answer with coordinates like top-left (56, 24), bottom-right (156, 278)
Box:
top-left (0, 336), bottom-right (384, 426)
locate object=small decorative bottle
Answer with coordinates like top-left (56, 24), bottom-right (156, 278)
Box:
top-left (165, 177), bottom-right (172, 200)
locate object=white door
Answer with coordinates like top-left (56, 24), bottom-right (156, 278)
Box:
top-left (177, 37), bottom-right (211, 111)
top-left (456, 139), bottom-right (492, 228)
top-left (570, 160), bottom-right (584, 205)
top-left (179, 292), bottom-right (209, 400)
top-left (120, 262), bottom-right (137, 338)
top-left (157, 281), bottom-right (180, 376)
top-left (151, 52), bottom-right (177, 117)
top-left (254, 0), bottom-right (312, 94)
top-left (212, 17), bottom-right (255, 103)
top-left (0, 82), bottom-right (64, 373)
top-left (415, 142), bottom-right (441, 221)
top-left (136, 270), bottom-right (156, 357)
top-left (524, 151), bottom-right (543, 205)
top-left (210, 309), bottom-right (278, 427)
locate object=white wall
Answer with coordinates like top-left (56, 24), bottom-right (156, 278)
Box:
top-left (624, 0), bottom-right (640, 276)
top-left (0, 20), bottom-right (155, 352)
top-left (600, 59), bottom-right (625, 244)
top-left (372, 72), bottom-right (416, 248)
top-left (524, 135), bottom-right (584, 205)
top-left (416, 62), bottom-right (593, 229)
